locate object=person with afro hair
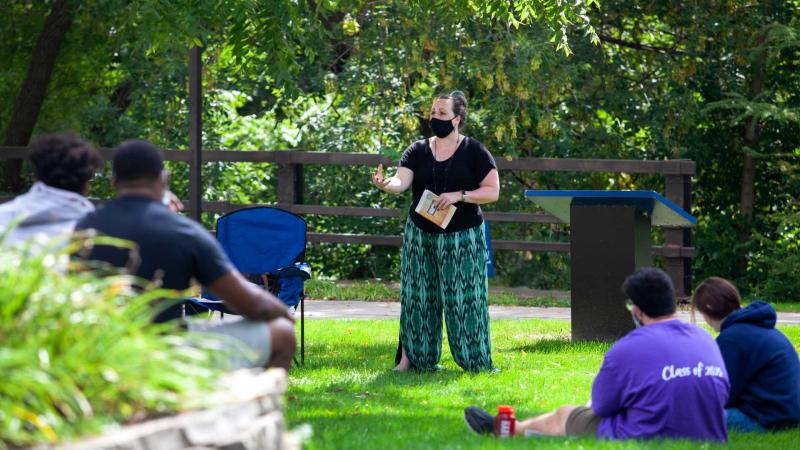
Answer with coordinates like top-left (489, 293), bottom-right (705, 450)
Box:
top-left (0, 132), bottom-right (102, 245)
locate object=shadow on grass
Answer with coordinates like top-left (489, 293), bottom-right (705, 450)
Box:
top-left (296, 338), bottom-right (492, 381)
top-left (294, 341), bottom-right (471, 386)
top-left (369, 364), bottom-right (470, 386)
top-left (509, 338), bottom-right (610, 354)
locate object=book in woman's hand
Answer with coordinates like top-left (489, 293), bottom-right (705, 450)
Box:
top-left (414, 189), bottom-right (457, 229)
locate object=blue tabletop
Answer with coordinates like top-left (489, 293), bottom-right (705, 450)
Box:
top-left (524, 190), bottom-right (697, 227)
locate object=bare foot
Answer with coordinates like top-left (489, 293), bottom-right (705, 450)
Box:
top-left (393, 360), bottom-right (411, 372)
top-left (393, 347), bottom-right (411, 371)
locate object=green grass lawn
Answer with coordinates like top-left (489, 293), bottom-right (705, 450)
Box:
top-left (306, 279), bottom-right (570, 307)
top-left (305, 279), bottom-right (800, 311)
top-left (287, 319), bottom-right (800, 449)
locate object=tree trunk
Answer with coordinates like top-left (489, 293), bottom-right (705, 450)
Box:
top-left (739, 118), bottom-right (759, 219)
top-left (1, 0), bottom-right (74, 193)
top-left (736, 33), bottom-right (766, 275)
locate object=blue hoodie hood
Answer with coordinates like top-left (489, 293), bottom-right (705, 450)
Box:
top-left (720, 301), bottom-right (776, 331)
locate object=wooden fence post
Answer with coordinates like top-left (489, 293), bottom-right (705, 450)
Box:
top-left (664, 162), bottom-right (694, 298)
top-left (277, 162), bottom-right (303, 206)
top-left (682, 173), bottom-right (693, 295)
top-left (188, 45), bottom-right (202, 222)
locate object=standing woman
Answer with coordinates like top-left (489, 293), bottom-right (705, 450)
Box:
top-left (372, 91), bottom-right (500, 371)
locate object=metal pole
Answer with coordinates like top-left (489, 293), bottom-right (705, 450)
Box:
top-left (188, 45), bottom-right (203, 222)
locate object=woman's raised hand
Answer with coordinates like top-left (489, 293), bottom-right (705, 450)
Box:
top-left (372, 163), bottom-right (391, 191)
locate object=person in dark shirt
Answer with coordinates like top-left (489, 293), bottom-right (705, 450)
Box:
top-left (76, 140), bottom-right (296, 370)
top-left (693, 277), bottom-right (800, 432)
top-left (371, 90), bottom-right (500, 372)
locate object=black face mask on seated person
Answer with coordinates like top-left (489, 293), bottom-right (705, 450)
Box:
top-left (430, 117), bottom-right (456, 138)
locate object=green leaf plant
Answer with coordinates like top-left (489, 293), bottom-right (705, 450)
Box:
top-left (0, 231), bottom-right (224, 448)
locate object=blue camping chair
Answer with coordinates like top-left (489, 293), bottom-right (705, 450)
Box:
top-left (201, 206), bottom-right (311, 364)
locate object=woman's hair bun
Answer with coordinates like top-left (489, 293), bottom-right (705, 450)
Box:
top-left (445, 90), bottom-right (468, 127)
top-left (450, 90), bottom-right (466, 100)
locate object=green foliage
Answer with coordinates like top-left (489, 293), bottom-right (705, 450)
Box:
top-left (0, 239), bottom-right (222, 447)
top-left (3, 0), bottom-right (800, 298)
top-left (288, 318), bottom-right (800, 449)
top-left (748, 207), bottom-right (800, 302)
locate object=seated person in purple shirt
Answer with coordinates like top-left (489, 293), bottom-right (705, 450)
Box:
top-left (464, 268), bottom-right (730, 442)
top-left (75, 140), bottom-right (296, 371)
top-left (693, 277), bottom-right (800, 432)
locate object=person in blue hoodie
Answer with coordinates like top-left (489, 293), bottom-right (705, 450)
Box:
top-left (693, 277), bottom-right (800, 432)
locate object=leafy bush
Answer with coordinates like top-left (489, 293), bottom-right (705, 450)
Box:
top-left (0, 238), bottom-right (223, 448)
top-left (748, 208), bottom-right (800, 302)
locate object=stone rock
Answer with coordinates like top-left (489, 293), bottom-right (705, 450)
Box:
top-left (215, 411), bottom-right (284, 450)
top-left (59, 368), bottom-right (295, 450)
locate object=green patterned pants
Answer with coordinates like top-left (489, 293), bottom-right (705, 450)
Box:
top-left (397, 219), bottom-right (494, 371)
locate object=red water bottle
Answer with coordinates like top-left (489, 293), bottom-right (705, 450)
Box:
top-left (494, 405), bottom-right (516, 437)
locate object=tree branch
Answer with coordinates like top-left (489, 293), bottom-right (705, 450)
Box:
top-left (598, 32), bottom-right (687, 55)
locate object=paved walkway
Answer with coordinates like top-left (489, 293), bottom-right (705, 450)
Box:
top-left (303, 300), bottom-right (800, 325)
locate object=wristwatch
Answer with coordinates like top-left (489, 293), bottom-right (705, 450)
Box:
top-left (461, 190), bottom-right (467, 202)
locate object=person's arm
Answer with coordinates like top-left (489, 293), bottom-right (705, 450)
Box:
top-left (436, 169), bottom-right (500, 210)
top-left (717, 334), bottom-right (748, 403)
top-left (590, 351), bottom-right (625, 417)
top-left (462, 169), bottom-right (500, 204)
top-left (372, 164), bottom-right (413, 194)
top-left (206, 271), bottom-right (293, 322)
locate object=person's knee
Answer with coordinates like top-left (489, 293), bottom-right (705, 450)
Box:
top-left (269, 317), bottom-right (297, 351)
top-left (553, 405), bottom-right (578, 434)
top-left (556, 405), bottom-right (576, 418)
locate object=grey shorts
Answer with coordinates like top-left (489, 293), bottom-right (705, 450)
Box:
top-left (187, 317), bottom-right (271, 369)
top-left (565, 406), bottom-right (601, 437)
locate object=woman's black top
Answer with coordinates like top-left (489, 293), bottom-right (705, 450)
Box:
top-left (399, 136), bottom-right (497, 234)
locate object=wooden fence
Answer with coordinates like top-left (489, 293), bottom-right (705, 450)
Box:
top-left (0, 146), bottom-right (695, 296)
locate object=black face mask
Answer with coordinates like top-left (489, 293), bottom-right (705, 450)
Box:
top-left (430, 117), bottom-right (456, 138)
